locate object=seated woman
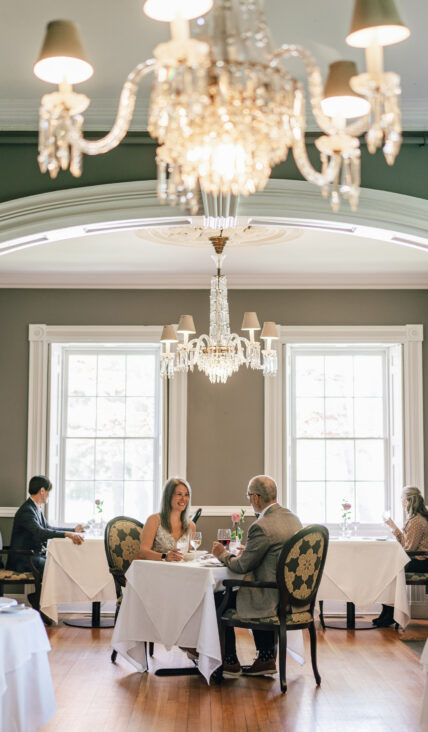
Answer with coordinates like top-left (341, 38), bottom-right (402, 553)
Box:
top-left (139, 477), bottom-right (195, 562)
top-left (373, 485), bottom-right (428, 626)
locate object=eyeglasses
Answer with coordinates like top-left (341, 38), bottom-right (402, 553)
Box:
top-left (246, 492), bottom-right (259, 500)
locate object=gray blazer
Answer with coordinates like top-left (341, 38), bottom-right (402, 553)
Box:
top-left (222, 503), bottom-right (302, 618)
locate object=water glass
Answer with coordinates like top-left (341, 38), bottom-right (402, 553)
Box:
top-left (176, 535), bottom-right (189, 554)
top-left (382, 510), bottom-right (391, 522)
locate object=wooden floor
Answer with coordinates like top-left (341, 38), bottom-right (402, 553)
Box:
top-left (40, 616), bottom-right (427, 732)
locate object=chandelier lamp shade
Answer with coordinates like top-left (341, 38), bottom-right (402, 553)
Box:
top-left (34, 0), bottom-right (410, 213)
top-left (160, 235), bottom-right (278, 384)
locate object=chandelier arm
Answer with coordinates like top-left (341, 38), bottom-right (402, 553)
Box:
top-left (270, 44), bottom-right (370, 139)
top-left (292, 120), bottom-right (341, 188)
top-left (70, 59), bottom-right (157, 156)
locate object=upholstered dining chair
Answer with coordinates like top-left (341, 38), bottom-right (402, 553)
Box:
top-left (104, 515), bottom-right (148, 663)
top-left (190, 508), bottom-right (202, 524)
top-left (217, 524), bottom-right (329, 693)
top-left (0, 533), bottom-right (42, 613)
top-left (404, 550), bottom-right (428, 591)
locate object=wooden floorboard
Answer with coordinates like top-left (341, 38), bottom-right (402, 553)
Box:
top-left (40, 616), bottom-right (427, 732)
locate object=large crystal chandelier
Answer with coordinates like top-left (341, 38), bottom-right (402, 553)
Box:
top-left (34, 0), bottom-right (410, 213)
top-left (160, 234), bottom-right (278, 384)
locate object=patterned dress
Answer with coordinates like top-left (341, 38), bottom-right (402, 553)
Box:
top-left (152, 521), bottom-right (189, 553)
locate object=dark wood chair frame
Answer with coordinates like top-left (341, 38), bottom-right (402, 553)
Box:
top-left (0, 546), bottom-right (42, 612)
top-left (404, 550), bottom-right (428, 590)
top-left (217, 524), bottom-right (329, 693)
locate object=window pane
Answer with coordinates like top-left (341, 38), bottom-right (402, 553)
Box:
top-left (355, 440), bottom-right (384, 481)
top-left (296, 482), bottom-right (325, 523)
top-left (65, 439), bottom-right (94, 480)
top-left (68, 355), bottom-right (97, 396)
top-left (354, 355), bottom-right (383, 397)
top-left (127, 355), bottom-right (156, 397)
top-left (97, 355), bottom-right (126, 396)
top-left (325, 355), bottom-right (353, 397)
top-left (97, 397), bottom-right (126, 437)
top-left (326, 441), bottom-right (354, 481)
top-left (295, 356), bottom-right (324, 397)
top-left (356, 482), bottom-right (384, 522)
top-left (66, 397), bottom-right (96, 437)
top-left (124, 481), bottom-right (153, 520)
top-left (354, 398), bottom-right (384, 437)
top-left (325, 398), bottom-right (353, 437)
top-left (295, 398), bottom-right (324, 437)
top-left (95, 439), bottom-right (124, 480)
top-left (326, 482), bottom-right (354, 523)
top-left (64, 481), bottom-right (94, 523)
top-left (94, 481), bottom-right (123, 518)
top-left (125, 440), bottom-right (153, 480)
top-left (296, 440), bottom-right (325, 481)
top-left (126, 398), bottom-right (155, 437)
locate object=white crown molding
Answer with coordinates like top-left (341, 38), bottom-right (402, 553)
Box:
top-left (0, 180), bottom-right (427, 288)
top-left (0, 97), bottom-right (426, 132)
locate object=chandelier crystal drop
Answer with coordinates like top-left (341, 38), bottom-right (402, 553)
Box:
top-left (160, 235), bottom-right (278, 384)
top-left (34, 0), bottom-right (410, 214)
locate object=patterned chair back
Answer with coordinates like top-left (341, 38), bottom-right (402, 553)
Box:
top-left (277, 525), bottom-right (329, 613)
top-left (104, 515), bottom-right (144, 575)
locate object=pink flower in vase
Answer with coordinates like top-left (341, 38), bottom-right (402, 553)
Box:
top-left (231, 512), bottom-right (241, 524)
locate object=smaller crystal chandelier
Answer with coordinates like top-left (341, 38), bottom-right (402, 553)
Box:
top-left (160, 234), bottom-right (278, 384)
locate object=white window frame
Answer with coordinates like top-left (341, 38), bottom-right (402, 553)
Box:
top-left (27, 324), bottom-right (187, 524)
top-left (264, 325), bottom-right (424, 519)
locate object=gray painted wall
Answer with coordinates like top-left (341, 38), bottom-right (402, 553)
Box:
top-left (0, 287), bottom-right (427, 547)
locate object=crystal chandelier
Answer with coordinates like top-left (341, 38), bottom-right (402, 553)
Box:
top-left (160, 234), bottom-right (278, 384)
top-left (33, 0), bottom-right (410, 214)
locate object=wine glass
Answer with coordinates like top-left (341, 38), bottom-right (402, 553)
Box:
top-left (190, 531), bottom-right (202, 551)
top-left (382, 510), bottom-right (391, 522)
top-left (217, 528), bottom-right (231, 547)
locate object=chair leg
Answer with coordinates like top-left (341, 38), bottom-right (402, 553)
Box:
top-left (279, 624), bottom-right (287, 693)
top-left (149, 642), bottom-right (154, 657)
top-left (318, 600), bottom-right (326, 630)
top-left (308, 622), bottom-right (321, 686)
top-left (111, 649), bottom-right (118, 663)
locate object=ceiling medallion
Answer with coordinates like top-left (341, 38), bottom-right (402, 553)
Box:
top-left (136, 225), bottom-right (301, 249)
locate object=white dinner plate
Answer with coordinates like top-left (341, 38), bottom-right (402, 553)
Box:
top-left (0, 597), bottom-right (17, 611)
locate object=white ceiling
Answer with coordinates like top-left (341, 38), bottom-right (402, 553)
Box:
top-left (0, 1), bottom-right (427, 287)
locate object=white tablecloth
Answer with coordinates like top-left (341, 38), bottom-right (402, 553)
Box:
top-left (40, 537), bottom-right (116, 623)
top-left (112, 559), bottom-right (304, 683)
top-left (0, 605), bottom-right (56, 732)
top-left (317, 538), bottom-right (410, 628)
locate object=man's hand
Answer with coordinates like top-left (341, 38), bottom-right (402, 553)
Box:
top-left (74, 524), bottom-right (84, 533)
top-left (66, 532), bottom-right (84, 545)
top-left (212, 541), bottom-right (228, 560)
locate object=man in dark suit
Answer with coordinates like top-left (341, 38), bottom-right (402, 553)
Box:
top-left (7, 475), bottom-right (84, 578)
top-left (212, 475), bottom-right (302, 677)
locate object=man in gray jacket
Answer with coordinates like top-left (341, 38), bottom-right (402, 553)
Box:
top-left (212, 475), bottom-right (302, 677)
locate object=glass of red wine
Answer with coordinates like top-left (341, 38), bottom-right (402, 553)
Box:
top-left (217, 528), bottom-right (232, 547)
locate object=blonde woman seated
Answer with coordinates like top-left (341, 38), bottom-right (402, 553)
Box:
top-left (139, 477), bottom-right (195, 562)
top-left (374, 485), bottom-right (428, 627)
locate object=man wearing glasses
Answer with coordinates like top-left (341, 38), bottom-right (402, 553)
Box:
top-left (212, 474), bottom-right (302, 677)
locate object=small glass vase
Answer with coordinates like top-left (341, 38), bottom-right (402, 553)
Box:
top-left (341, 518), bottom-right (352, 538)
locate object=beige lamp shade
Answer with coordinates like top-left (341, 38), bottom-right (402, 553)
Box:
top-left (160, 325), bottom-right (178, 343)
top-left (321, 61), bottom-right (370, 119)
top-left (177, 315), bottom-right (196, 334)
top-left (261, 322), bottom-right (279, 340)
top-left (34, 20), bottom-right (94, 85)
top-left (241, 312), bottom-right (261, 331)
top-left (143, 0), bottom-right (213, 22)
top-left (346, 0), bottom-right (410, 48)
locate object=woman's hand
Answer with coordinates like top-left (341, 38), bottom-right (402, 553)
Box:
top-left (166, 548), bottom-right (183, 562)
top-left (385, 517), bottom-right (398, 531)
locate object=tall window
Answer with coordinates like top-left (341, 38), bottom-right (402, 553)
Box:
top-left (48, 344), bottom-right (163, 524)
top-left (287, 344), bottom-right (403, 526)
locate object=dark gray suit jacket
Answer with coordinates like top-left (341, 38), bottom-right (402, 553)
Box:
top-left (7, 498), bottom-right (69, 572)
top-left (222, 503), bottom-right (302, 618)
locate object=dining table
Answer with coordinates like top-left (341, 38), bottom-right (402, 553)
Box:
top-left (111, 555), bottom-right (305, 684)
top-left (0, 599), bottom-right (56, 732)
top-left (40, 536), bottom-right (116, 626)
top-left (317, 537), bottom-right (410, 629)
